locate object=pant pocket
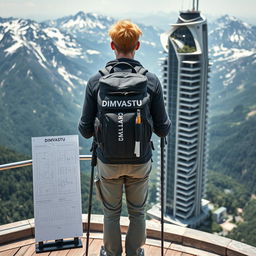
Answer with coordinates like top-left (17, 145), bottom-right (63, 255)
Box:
top-left (95, 177), bottom-right (104, 202)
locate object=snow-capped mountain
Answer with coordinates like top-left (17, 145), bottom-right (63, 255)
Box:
top-left (208, 15), bottom-right (256, 114)
top-left (0, 12), bottom-right (162, 154)
top-left (0, 11), bottom-right (255, 153)
top-left (0, 15), bottom-right (98, 153)
top-left (209, 15), bottom-right (256, 50)
top-left (46, 11), bottom-right (114, 63)
top-left (50, 11), bottom-right (163, 72)
top-left (49, 11), bottom-right (114, 37)
top-left (0, 17), bottom-right (92, 96)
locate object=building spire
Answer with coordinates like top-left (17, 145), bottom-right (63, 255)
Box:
top-left (192, 0), bottom-right (199, 11)
top-left (192, 0), bottom-right (195, 11)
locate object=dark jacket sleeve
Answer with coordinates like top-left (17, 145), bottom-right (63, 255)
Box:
top-left (78, 80), bottom-right (97, 138)
top-left (151, 75), bottom-right (171, 137)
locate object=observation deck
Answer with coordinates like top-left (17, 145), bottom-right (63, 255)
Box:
top-left (1, 159), bottom-right (255, 256)
top-left (1, 215), bottom-right (256, 256)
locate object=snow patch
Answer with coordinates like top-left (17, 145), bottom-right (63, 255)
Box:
top-left (225, 69), bottom-right (236, 78)
top-left (19, 25), bottom-right (29, 35)
top-left (231, 49), bottom-right (254, 60)
top-left (58, 66), bottom-right (75, 88)
top-left (9, 63), bottom-right (16, 72)
top-left (86, 49), bottom-right (100, 55)
top-left (40, 34), bottom-right (47, 40)
top-left (26, 69), bottom-right (33, 80)
top-left (216, 65), bottom-right (225, 72)
top-left (30, 41), bottom-right (47, 68)
top-left (2, 20), bottom-right (26, 55)
top-left (209, 28), bottom-right (224, 37)
top-left (2, 19), bottom-right (45, 58)
top-left (242, 22), bottom-right (252, 29)
top-left (62, 15), bottom-right (106, 30)
top-left (33, 30), bottom-right (39, 39)
top-left (0, 80), bottom-right (5, 87)
top-left (52, 56), bottom-right (57, 68)
top-left (246, 110), bottom-right (256, 120)
top-left (78, 79), bottom-right (87, 86)
top-left (44, 27), bottom-right (82, 57)
top-left (224, 69), bottom-right (236, 86)
top-left (252, 55), bottom-right (256, 64)
top-left (237, 84), bottom-right (245, 92)
top-left (91, 13), bottom-right (99, 18)
top-left (212, 45), bottom-right (254, 62)
top-left (57, 66), bottom-right (87, 87)
top-left (230, 33), bottom-right (244, 43)
top-left (229, 16), bottom-right (238, 22)
top-left (4, 41), bottom-right (23, 55)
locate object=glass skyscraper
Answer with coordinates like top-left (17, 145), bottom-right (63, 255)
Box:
top-left (148, 8), bottom-right (210, 227)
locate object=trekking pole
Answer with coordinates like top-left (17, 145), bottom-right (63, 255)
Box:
top-left (85, 141), bottom-right (97, 256)
top-left (160, 137), bottom-right (166, 256)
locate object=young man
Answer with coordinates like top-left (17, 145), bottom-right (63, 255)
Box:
top-left (79, 20), bottom-right (170, 256)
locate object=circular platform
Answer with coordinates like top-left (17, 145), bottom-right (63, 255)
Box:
top-left (0, 214), bottom-right (255, 256)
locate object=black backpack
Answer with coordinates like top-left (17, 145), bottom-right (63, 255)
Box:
top-left (94, 62), bottom-right (153, 163)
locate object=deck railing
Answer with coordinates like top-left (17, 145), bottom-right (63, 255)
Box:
top-left (1, 157), bottom-right (256, 255)
top-left (0, 155), bottom-right (92, 171)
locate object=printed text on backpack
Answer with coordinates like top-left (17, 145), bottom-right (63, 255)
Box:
top-left (94, 62), bottom-right (153, 163)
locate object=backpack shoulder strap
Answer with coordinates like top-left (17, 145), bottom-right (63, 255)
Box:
top-left (99, 66), bottom-right (112, 76)
top-left (134, 66), bottom-right (148, 75)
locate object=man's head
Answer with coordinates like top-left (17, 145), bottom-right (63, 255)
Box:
top-left (108, 20), bottom-right (142, 58)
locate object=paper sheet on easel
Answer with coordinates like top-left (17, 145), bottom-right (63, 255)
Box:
top-left (32, 135), bottom-right (83, 242)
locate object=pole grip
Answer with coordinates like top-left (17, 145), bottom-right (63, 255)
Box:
top-left (91, 141), bottom-right (97, 167)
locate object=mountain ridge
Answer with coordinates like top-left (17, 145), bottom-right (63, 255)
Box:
top-left (208, 14), bottom-right (256, 116)
top-left (0, 11), bottom-right (255, 153)
top-left (0, 11), bottom-right (162, 154)
top-left (0, 11), bottom-right (255, 245)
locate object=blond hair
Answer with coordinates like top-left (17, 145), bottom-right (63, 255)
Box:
top-left (108, 20), bottom-right (142, 53)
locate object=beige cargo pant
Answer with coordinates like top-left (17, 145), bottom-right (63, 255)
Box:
top-left (95, 158), bottom-right (151, 256)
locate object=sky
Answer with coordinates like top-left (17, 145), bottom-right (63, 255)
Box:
top-left (0, 0), bottom-right (255, 24)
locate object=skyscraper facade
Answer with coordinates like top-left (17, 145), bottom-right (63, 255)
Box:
top-left (148, 8), bottom-right (210, 227)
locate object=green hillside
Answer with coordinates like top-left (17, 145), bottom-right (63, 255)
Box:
top-left (0, 146), bottom-right (33, 224)
top-left (228, 199), bottom-right (256, 247)
top-left (0, 145), bottom-right (102, 225)
top-left (206, 171), bottom-right (250, 213)
top-left (208, 105), bottom-right (256, 194)
top-left (207, 103), bottom-right (256, 247)
top-left (0, 145), bottom-right (157, 225)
